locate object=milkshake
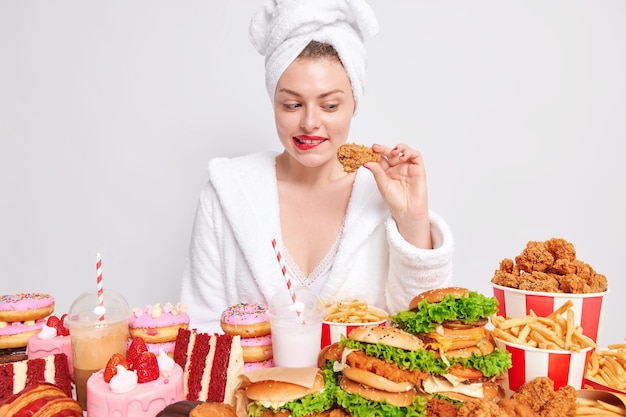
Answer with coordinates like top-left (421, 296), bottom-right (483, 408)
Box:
top-left (268, 286), bottom-right (324, 368)
top-left (66, 289), bottom-right (130, 410)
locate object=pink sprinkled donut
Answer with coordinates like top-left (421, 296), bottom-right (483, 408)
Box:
top-left (240, 334), bottom-right (273, 362)
top-left (220, 303), bottom-right (270, 337)
top-left (0, 293), bottom-right (54, 323)
top-left (244, 358), bottom-right (274, 373)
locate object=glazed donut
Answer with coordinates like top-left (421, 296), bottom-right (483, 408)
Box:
top-left (244, 358), bottom-right (274, 373)
top-left (0, 293), bottom-right (54, 323)
top-left (0, 319), bottom-right (45, 349)
top-left (129, 302), bottom-right (189, 344)
top-left (220, 303), bottom-right (270, 337)
top-left (240, 335), bottom-right (272, 362)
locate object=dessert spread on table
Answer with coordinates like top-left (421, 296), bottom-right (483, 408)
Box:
top-left (0, 237), bottom-right (623, 417)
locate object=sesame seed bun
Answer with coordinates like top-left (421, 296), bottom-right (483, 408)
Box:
top-left (408, 287), bottom-right (470, 310)
top-left (348, 326), bottom-right (424, 351)
top-left (245, 371), bottom-right (325, 403)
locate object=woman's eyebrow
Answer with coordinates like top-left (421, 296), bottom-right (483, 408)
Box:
top-left (277, 88), bottom-right (346, 98)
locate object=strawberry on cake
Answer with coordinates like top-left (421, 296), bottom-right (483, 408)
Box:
top-left (27, 314), bottom-right (73, 376)
top-left (86, 337), bottom-right (184, 417)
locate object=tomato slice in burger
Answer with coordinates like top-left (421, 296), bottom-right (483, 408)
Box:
top-left (448, 363), bottom-right (484, 380)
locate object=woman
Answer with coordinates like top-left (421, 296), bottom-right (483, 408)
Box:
top-left (180, 0), bottom-right (453, 333)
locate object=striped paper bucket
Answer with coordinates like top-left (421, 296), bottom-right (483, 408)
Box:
top-left (320, 307), bottom-right (387, 349)
top-left (491, 283), bottom-right (608, 342)
top-left (494, 337), bottom-right (593, 395)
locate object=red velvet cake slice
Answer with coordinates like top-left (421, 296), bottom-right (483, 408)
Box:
top-left (173, 328), bottom-right (243, 407)
top-left (0, 353), bottom-right (72, 401)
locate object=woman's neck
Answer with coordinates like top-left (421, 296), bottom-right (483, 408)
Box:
top-left (275, 152), bottom-right (349, 186)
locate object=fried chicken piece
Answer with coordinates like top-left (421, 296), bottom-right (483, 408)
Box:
top-left (492, 268), bottom-right (522, 289)
top-left (548, 259), bottom-right (578, 275)
top-left (500, 258), bottom-right (516, 273)
top-left (544, 238), bottom-right (576, 262)
top-left (518, 272), bottom-right (561, 293)
top-left (336, 143), bottom-right (380, 173)
top-left (515, 241), bottom-right (555, 273)
top-left (539, 385), bottom-right (577, 417)
top-left (492, 238), bottom-right (607, 294)
top-left (511, 377), bottom-right (555, 414)
top-left (498, 398), bottom-right (539, 417)
top-left (427, 397), bottom-right (461, 417)
top-left (586, 272), bottom-right (608, 293)
top-left (345, 350), bottom-right (428, 386)
top-left (557, 274), bottom-right (590, 294)
top-left (458, 398), bottom-right (504, 417)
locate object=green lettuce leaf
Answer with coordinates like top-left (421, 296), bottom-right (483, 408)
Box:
top-left (335, 389), bottom-right (427, 417)
top-left (340, 337), bottom-right (511, 378)
top-left (247, 366), bottom-right (338, 417)
top-left (390, 292), bottom-right (499, 334)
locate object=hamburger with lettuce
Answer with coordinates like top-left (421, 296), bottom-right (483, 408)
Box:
top-left (389, 287), bottom-right (512, 402)
top-left (330, 326), bottom-right (429, 416)
top-left (245, 370), bottom-right (337, 417)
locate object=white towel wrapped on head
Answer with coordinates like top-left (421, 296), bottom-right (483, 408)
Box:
top-left (249, 0), bottom-right (379, 109)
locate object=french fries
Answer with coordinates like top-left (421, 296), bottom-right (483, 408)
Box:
top-left (575, 398), bottom-right (626, 416)
top-left (324, 299), bottom-right (387, 324)
top-left (586, 339), bottom-right (626, 392)
top-left (491, 300), bottom-right (597, 352)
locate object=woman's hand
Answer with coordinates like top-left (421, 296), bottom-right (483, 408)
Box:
top-left (365, 143), bottom-right (432, 249)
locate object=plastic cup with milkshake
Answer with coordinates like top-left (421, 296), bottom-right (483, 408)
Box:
top-left (66, 289), bottom-right (130, 410)
top-left (268, 285), bottom-right (324, 368)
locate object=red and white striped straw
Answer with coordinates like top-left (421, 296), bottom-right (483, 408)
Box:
top-left (96, 253), bottom-right (104, 321)
top-left (271, 239), bottom-right (300, 317)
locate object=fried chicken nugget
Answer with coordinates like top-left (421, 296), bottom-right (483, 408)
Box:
top-left (544, 238), bottom-right (576, 262)
top-left (491, 237), bottom-right (607, 294)
top-left (517, 272), bottom-right (561, 293)
top-left (458, 398), bottom-right (504, 417)
top-left (498, 398), bottom-right (540, 417)
top-left (511, 377), bottom-right (555, 414)
top-left (539, 385), bottom-right (576, 417)
top-left (515, 241), bottom-right (554, 273)
top-left (337, 143), bottom-right (380, 173)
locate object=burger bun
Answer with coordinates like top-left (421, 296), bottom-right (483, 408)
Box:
top-left (339, 376), bottom-right (418, 407)
top-left (245, 371), bottom-right (324, 403)
top-left (342, 367), bottom-right (413, 393)
top-left (348, 326), bottom-right (424, 351)
top-left (409, 287), bottom-right (470, 310)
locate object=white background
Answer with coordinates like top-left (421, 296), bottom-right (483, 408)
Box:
top-left (1, 1), bottom-right (624, 345)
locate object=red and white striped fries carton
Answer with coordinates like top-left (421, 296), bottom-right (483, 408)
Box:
top-left (491, 283), bottom-right (609, 342)
top-left (495, 337), bottom-right (593, 396)
top-left (320, 306), bottom-right (387, 349)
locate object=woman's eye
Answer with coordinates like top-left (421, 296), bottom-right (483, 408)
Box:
top-left (324, 103), bottom-right (338, 111)
top-left (283, 103), bottom-right (301, 110)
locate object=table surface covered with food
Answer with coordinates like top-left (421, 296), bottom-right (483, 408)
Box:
top-left (0, 237), bottom-right (624, 417)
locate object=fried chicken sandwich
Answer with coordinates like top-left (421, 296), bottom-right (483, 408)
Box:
top-left (332, 326), bottom-right (429, 416)
top-left (390, 287), bottom-right (512, 402)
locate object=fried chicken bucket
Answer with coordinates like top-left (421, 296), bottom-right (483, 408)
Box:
top-left (494, 337), bottom-right (593, 396)
top-left (490, 237), bottom-right (609, 343)
top-left (491, 283), bottom-right (608, 342)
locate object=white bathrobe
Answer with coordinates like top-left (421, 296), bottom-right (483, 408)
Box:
top-left (180, 151), bottom-right (454, 333)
